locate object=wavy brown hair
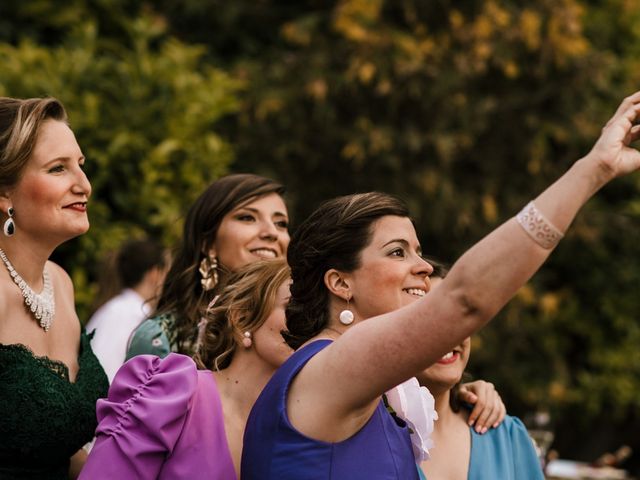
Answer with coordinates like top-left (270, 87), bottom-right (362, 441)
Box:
top-left (193, 258), bottom-right (290, 370)
top-left (151, 173), bottom-right (286, 354)
top-left (283, 192), bottom-right (409, 350)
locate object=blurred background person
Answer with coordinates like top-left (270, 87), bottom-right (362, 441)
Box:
top-left (86, 237), bottom-right (168, 382)
top-left (0, 96), bottom-right (108, 479)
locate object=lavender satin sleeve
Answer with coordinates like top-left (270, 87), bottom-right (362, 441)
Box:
top-left (79, 354), bottom-right (198, 479)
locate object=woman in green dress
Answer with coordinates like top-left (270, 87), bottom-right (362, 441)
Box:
top-left (0, 96), bottom-right (108, 479)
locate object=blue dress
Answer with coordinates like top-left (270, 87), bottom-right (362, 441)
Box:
top-left (417, 415), bottom-right (544, 479)
top-left (242, 339), bottom-right (419, 479)
top-left (468, 415), bottom-right (544, 480)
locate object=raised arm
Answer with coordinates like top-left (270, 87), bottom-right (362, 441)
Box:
top-left (289, 93), bottom-right (640, 439)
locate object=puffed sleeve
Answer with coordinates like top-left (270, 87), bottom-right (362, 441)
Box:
top-left (79, 354), bottom-right (198, 479)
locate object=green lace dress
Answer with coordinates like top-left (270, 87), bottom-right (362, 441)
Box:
top-left (0, 332), bottom-right (108, 479)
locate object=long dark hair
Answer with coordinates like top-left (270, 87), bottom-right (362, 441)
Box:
top-left (283, 192), bottom-right (409, 349)
top-left (152, 173), bottom-right (285, 353)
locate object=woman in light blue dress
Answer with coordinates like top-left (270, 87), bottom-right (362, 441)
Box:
top-left (417, 265), bottom-right (543, 480)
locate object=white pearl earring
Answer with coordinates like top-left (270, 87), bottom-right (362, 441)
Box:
top-left (339, 296), bottom-right (354, 325)
top-left (242, 331), bottom-right (253, 348)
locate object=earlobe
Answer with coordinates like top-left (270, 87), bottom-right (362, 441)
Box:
top-left (0, 192), bottom-right (11, 212)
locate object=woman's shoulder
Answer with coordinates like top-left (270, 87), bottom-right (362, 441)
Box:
top-left (46, 260), bottom-right (73, 293)
top-left (125, 313), bottom-right (176, 359)
top-left (96, 353), bottom-right (199, 437)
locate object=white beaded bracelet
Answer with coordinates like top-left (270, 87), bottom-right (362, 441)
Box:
top-left (516, 201), bottom-right (564, 249)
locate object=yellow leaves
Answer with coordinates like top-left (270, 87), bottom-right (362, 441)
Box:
top-left (358, 62), bottom-right (376, 84)
top-left (548, 380), bottom-right (567, 402)
top-left (502, 60), bottom-right (519, 78)
top-left (540, 292), bottom-right (560, 316)
top-left (449, 10), bottom-right (464, 30)
top-left (255, 96), bottom-right (284, 120)
top-left (481, 194), bottom-right (498, 223)
top-left (281, 21), bottom-right (312, 46)
top-left (305, 79), bottom-right (328, 100)
top-left (519, 9), bottom-right (542, 51)
top-left (334, 0), bottom-right (383, 43)
top-left (341, 141), bottom-right (365, 164)
top-left (515, 285), bottom-right (563, 318)
top-left (516, 284), bottom-right (536, 306)
top-left (547, 0), bottom-right (589, 65)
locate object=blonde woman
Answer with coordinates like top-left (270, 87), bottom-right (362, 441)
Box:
top-left (0, 97), bottom-right (108, 479)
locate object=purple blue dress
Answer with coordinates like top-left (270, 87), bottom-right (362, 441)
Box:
top-left (80, 354), bottom-right (236, 480)
top-left (241, 339), bottom-right (420, 479)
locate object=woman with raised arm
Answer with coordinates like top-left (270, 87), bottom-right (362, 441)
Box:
top-left (241, 93), bottom-right (640, 479)
top-left (0, 97), bottom-right (108, 479)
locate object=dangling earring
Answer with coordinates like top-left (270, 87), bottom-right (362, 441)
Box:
top-left (3, 207), bottom-right (15, 237)
top-left (339, 296), bottom-right (354, 325)
top-left (242, 331), bottom-right (253, 348)
top-left (199, 254), bottom-right (219, 291)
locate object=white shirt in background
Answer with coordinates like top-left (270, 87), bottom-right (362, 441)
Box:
top-left (86, 289), bottom-right (150, 383)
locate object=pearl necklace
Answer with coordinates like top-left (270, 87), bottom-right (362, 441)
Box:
top-left (0, 248), bottom-right (55, 331)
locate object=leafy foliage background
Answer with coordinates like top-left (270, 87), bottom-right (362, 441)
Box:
top-left (2, 0), bottom-right (640, 469)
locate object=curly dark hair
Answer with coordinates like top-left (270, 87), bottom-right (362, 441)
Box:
top-left (283, 192), bottom-right (409, 349)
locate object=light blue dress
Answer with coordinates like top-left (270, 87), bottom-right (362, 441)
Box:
top-left (418, 415), bottom-right (544, 479)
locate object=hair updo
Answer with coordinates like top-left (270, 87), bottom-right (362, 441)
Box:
top-left (283, 192), bottom-right (409, 349)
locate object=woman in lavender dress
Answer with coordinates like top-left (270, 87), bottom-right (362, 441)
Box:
top-left (80, 259), bottom-right (292, 479)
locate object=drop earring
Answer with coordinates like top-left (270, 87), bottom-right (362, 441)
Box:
top-left (199, 254), bottom-right (219, 291)
top-left (242, 331), bottom-right (253, 348)
top-left (3, 207), bottom-right (15, 237)
top-left (339, 296), bottom-right (354, 326)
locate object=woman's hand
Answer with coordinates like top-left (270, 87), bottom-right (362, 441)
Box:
top-left (585, 91), bottom-right (640, 180)
top-left (458, 380), bottom-right (506, 434)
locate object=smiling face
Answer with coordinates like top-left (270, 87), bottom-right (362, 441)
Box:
top-left (344, 215), bottom-right (433, 321)
top-left (252, 278), bottom-right (294, 369)
top-left (6, 119), bottom-right (91, 244)
top-left (211, 193), bottom-right (290, 272)
top-left (415, 336), bottom-right (471, 393)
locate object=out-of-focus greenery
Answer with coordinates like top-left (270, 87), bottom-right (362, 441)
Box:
top-left (0, 4), bottom-right (239, 316)
top-left (2, 0), bottom-right (640, 467)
